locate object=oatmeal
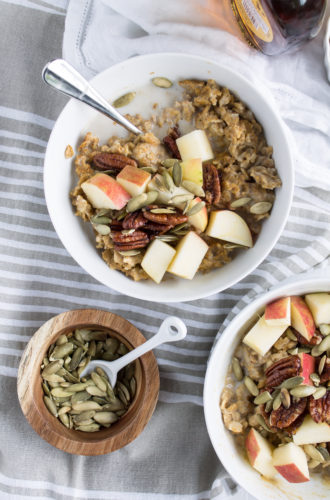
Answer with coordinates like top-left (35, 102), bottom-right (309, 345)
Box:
top-left (70, 79), bottom-right (281, 283)
top-left (220, 294), bottom-right (330, 483)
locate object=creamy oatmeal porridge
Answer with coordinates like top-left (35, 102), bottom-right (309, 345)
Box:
top-left (70, 79), bottom-right (281, 283)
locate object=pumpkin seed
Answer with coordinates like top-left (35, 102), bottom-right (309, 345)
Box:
top-left (317, 446), bottom-right (330, 461)
top-left (172, 162), bottom-right (182, 187)
top-left (154, 175), bottom-right (167, 192)
top-left (272, 393), bottom-right (282, 410)
top-left (118, 249), bottom-right (141, 257)
top-left (121, 229), bottom-right (136, 235)
top-left (145, 190), bottom-right (159, 204)
top-left (318, 355), bottom-right (327, 375)
top-left (310, 373), bottom-right (320, 386)
top-left (70, 391), bottom-right (91, 404)
top-left (232, 357), bottom-right (243, 381)
top-left (186, 201), bottom-right (205, 217)
top-left (152, 77), bottom-right (173, 88)
top-left (59, 413), bottom-right (70, 428)
top-left (94, 411), bottom-right (119, 425)
top-left (155, 234), bottom-right (178, 242)
top-left (72, 401), bottom-right (102, 412)
top-left (256, 414), bottom-right (272, 432)
top-left (44, 396), bottom-right (57, 417)
top-left (286, 329), bottom-right (297, 341)
top-left (112, 92), bottom-right (136, 108)
top-left (51, 343), bottom-right (74, 360)
top-left (319, 324), bottom-right (330, 336)
top-left (51, 388), bottom-right (74, 398)
top-left (141, 166), bottom-right (157, 174)
top-left (314, 335), bottom-right (330, 355)
top-left (223, 243), bottom-right (243, 250)
top-left (126, 193), bottom-right (148, 213)
top-left (86, 385), bottom-right (107, 397)
top-left (162, 171), bottom-right (175, 192)
top-left (130, 376), bottom-right (136, 397)
top-left (250, 201), bottom-right (272, 215)
top-left (265, 399), bottom-right (273, 413)
top-left (91, 216), bottom-right (111, 225)
top-left (62, 369), bottom-right (80, 384)
top-left (312, 386), bottom-right (326, 399)
top-left (42, 359), bottom-right (64, 377)
top-left (73, 410), bottom-right (96, 423)
top-left (172, 222), bottom-right (189, 233)
top-left (42, 382), bottom-right (51, 396)
top-left (280, 387), bottom-right (291, 409)
top-left (290, 385), bottom-right (316, 398)
top-left (69, 347), bottom-right (84, 372)
top-left (58, 406), bottom-right (71, 415)
top-left (91, 372), bottom-right (107, 392)
top-left (116, 409), bottom-right (127, 417)
top-left (287, 347), bottom-right (298, 355)
top-left (56, 335), bottom-right (68, 346)
top-left (298, 347), bottom-right (311, 354)
top-left (93, 224), bottom-right (110, 236)
top-left (103, 399), bottom-right (125, 412)
top-left (303, 444), bottom-right (325, 462)
top-left (104, 338), bottom-right (119, 356)
top-left (66, 382), bottom-right (91, 392)
top-left (150, 208), bottom-right (176, 214)
top-left (308, 459), bottom-right (322, 469)
top-left (182, 180), bottom-right (205, 197)
top-left (42, 373), bottom-right (66, 383)
top-left (76, 424), bottom-right (100, 432)
top-left (244, 376), bottom-right (259, 396)
top-left (230, 197), bottom-right (251, 209)
top-left (169, 193), bottom-right (194, 205)
top-left (254, 391), bottom-right (272, 405)
top-left (280, 376), bottom-right (304, 389)
top-left (163, 159), bottom-right (180, 168)
top-left (117, 387), bottom-right (128, 405)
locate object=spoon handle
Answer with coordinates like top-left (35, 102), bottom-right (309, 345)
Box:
top-left (111, 317), bottom-right (187, 374)
top-left (42, 59), bottom-right (142, 135)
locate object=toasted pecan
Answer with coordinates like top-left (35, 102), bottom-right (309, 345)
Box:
top-left (265, 355), bottom-right (301, 389)
top-left (203, 164), bottom-right (221, 204)
top-left (269, 398), bottom-right (307, 429)
top-left (293, 328), bottom-right (323, 347)
top-left (308, 391), bottom-right (330, 424)
top-left (142, 207), bottom-right (187, 226)
top-left (122, 212), bottom-right (147, 230)
top-left (93, 153), bottom-right (137, 171)
top-left (163, 126), bottom-right (181, 159)
top-left (319, 358), bottom-right (330, 383)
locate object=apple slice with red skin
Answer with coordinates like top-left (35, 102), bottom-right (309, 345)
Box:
top-left (116, 165), bottom-right (151, 197)
top-left (265, 297), bottom-right (291, 327)
top-left (81, 173), bottom-right (131, 210)
top-left (291, 296), bottom-right (315, 341)
top-left (272, 442), bottom-right (310, 483)
top-left (293, 415), bottom-right (330, 445)
top-left (245, 428), bottom-right (276, 479)
top-left (298, 353), bottom-right (315, 386)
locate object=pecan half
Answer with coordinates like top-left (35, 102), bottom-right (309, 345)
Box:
top-left (293, 328), bottom-right (323, 347)
top-left (122, 212), bottom-right (147, 229)
top-left (93, 153), bottom-right (137, 171)
top-left (163, 126), bottom-right (181, 159)
top-left (142, 207), bottom-right (187, 226)
top-left (265, 355), bottom-right (301, 389)
top-left (320, 358), bottom-right (330, 384)
top-left (284, 412), bottom-right (306, 435)
top-left (112, 230), bottom-right (147, 244)
top-left (269, 398), bottom-right (307, 429)
top-left (110, 220), bottom-right (123, 230)
top-left (309, 392), bottom-right (330, 423)
top-left (143, 222), bottom-right (173, 235)
top-left (203, 164), bottom-right (221, 204)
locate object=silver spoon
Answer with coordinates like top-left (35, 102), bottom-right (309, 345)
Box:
top-left (42, 59), bottom-right (142, 135)
top-left (80, 316), bottom-right (187, 387)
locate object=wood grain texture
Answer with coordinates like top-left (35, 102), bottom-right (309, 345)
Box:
top-left (17, 309), bottom-right (159, 455)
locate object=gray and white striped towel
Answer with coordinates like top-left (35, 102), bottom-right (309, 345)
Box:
top-left (0, 1), bottom-right (329, 499)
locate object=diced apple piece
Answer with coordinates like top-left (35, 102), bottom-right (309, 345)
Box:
top-left (291, 296), bottom-right (315, 341)
top-left (245, 428), bottom-right (276, 479)
top-left (265, 297), bottom-right (291, 327)
top-left (147, 174), bottom-right (191, 207)
top-left (187, 197), bottom-right (208, 232)
top-left (298, 353), bottom-right (315, 386)
top-left (272, 443), bottom-right (309, 483)
top-left (141, 239), bottom-right (176, 284)
top-left (293, 416), bottom-right (330, 445)
top-left (176, 130), bottom-right (214, 162)
top-left (81, 173), bottom-right (131, 210)
top-left (116, 165), bottom-right (151, 197)
top-left (305, 293), bottom-right (330, 326)
top-left (243, 315), bottom-right (287, 356)
top-left (180, 158), bottom-right (203, 186)
top-left (206, 210), bottom-right (253, 248)
top-left (167, 231), bottom-right (208, 280)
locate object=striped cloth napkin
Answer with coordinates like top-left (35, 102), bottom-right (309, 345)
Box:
top-left (0, 1), bottom-right (329, 499)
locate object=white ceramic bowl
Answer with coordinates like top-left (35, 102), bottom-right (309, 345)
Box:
top-left (204, 273), bottom-right (330, 500)
top-left (44, 53), bottom-right (294, 302)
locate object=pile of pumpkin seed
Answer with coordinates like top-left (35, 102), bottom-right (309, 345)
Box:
top-left (231, 326), bottom-right (330, 436)
top-left (41, 329), bottom-right (136, 432)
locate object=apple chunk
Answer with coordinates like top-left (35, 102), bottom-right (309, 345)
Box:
top-left (305, 293), bottom-right (330, 326)
top-left (81, 173), bottom-right (131, 210)
top-left (291, 296), bottom-right (315, 341)
top-left (245, 428), bottom-right (276, 478)
top-left (298, 353), bottom-right (315, 386)
top-left (187, 197), bottom-right (208, 232)
top-left (293, 416), bottom-right (330, 445)
top-left (167, 231), bottom-right (208, 280)
top-left (272, 443), bottom-right (309, 483)
top-left (265, 297), bottom-right (291, 327)
top-left (206, 211), bottom-right (253, 248)
top-left (141, 240), bottom-right (176, 284)
top-left (242, 315), bottom-right (287, 356)
top-left (176, 130), bottom-right (214, 162)
top-left (180, 158), bottom-right (203, 186)
top-left (116, 165), bottom-right (151, 197)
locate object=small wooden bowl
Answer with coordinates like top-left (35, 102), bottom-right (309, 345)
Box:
top-left (17, 309), bottom-right (160, 455)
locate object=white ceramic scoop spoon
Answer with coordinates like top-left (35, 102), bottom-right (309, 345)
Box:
top-left (80, 316), bottom-right (187, 387)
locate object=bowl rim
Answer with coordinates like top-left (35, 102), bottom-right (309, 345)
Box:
top-left (17, 308), bottom-right (160, 455)
top-left (203, 273), bottom-right (330, 499)
top-left (44, 52), bottom-right (294, 302)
